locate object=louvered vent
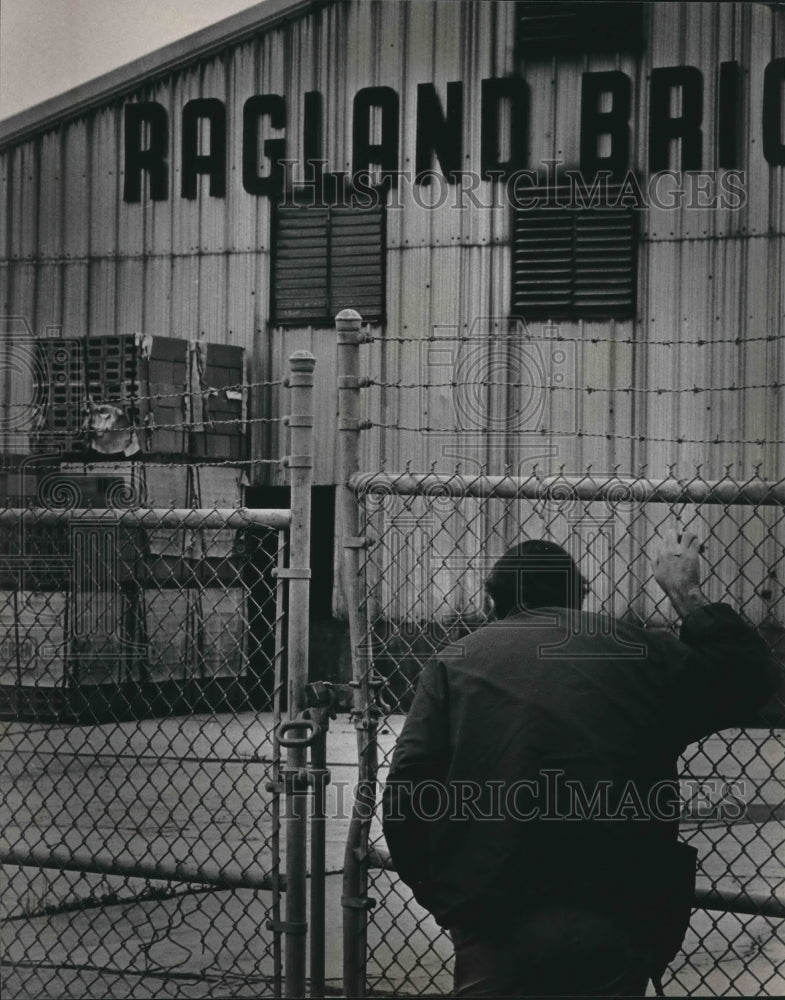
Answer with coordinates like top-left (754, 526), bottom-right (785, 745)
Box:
top-left (512, 186), bottom-right (637, 320)
top-left (273, 198), bottom-right (385, 325)
top-left (516, 2), bottom-right (643, 55)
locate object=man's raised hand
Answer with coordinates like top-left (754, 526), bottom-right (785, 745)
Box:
top-left (652, 528), bottom-right (708, 619)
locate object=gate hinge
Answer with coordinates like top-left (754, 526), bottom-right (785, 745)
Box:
top-left (266, 919), bottom-right (308, 935)
top-left (283, 414), bottom-right (314, 428)
top-left (341, 896), bottom-right (377, 910)
top-left (271, 567), bottom-right (312, 580)
top-left (343, 536), bottom-right (372, 549)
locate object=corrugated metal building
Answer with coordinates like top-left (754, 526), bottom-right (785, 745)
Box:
top-left (1, 0), bottom-right (784, 618)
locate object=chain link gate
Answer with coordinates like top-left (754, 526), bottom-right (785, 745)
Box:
top-left (0, 351), bottom-right (317, 1000)
top-left (335, 310), bottom-right (785, 997)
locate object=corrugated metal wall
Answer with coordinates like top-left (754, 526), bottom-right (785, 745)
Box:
top-left (1, 1), bottom-right (784, 488)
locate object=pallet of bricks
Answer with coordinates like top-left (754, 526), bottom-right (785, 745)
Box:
top-left (30, 334), bottom-right (245, 459)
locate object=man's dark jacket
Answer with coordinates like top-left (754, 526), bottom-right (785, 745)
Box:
top-left (382, 604), bottom-right (778, 953)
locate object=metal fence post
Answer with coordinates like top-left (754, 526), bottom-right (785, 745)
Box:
top-left (336, 309), bottom-right (376, 998)
top-left (271, 529), bottom-right (288, 998)
top-left (283, 350), bottom-right (315, 999)
top-left (309, 722), bottom-right (327, 999)
top-left (305, 682), bottom-right (334, 1000)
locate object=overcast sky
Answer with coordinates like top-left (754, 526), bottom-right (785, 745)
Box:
top-left (0, 0), bottom-right (263, 121)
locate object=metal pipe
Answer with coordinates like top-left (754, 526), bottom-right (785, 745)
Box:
top-left (271, 529), bottom-right (288, 999)
top-left (337, 308), bottom-right (376, 999)
top-left (0, 507), bottom-right (292, 529)
top-left (309, 723), bottom-right (327, 998)
top-left (348, 472), bottom-right (785, 508)
top-left (693, 886), bottom-right (785, 919)
top-left (0, 843), bottom-right (282, 892)
top-left (283, 350), bottom-right (315, 999)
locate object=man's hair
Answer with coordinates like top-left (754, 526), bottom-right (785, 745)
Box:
top-left (484, 539), bottom-right (585, 618)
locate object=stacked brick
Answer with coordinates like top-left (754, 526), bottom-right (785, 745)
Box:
top-left (30, 335), bottom-right (245, 460)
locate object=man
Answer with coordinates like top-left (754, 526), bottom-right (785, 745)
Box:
top-left (382, 531), bottom-right (778, 997)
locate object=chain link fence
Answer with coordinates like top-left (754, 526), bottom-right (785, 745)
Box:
top-left (0, 347), bottom-right (317, 999)
top-left (347, 470), bottom-right (784, 996)
top-left (3, 308), bottom-right (784, 996)
top-left (335, 310), bottom-right (785, 997)
top-left (0, 501), bottom-right (288, 998)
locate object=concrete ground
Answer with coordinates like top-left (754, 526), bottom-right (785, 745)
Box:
top-left (1, 714), bottom-right (783, 998)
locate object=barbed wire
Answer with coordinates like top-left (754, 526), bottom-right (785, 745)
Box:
top-left (0, 382), bottom-right (281, 419)
top-left (129, 414), bottom-right (282, 430)
top-left (14, 380), bottom-right (283, 409)
top-left (6, 377), bottom-right (785, 406)
top-left (366, 378), bottom-right (785, 395)
top-left (113, 379), bottom-right (283, 406)
top-left (29, 380), bottom-right (283, 407)
top-left (366, 333), bottom-right (785, 347)
top-left (368, 421), bottom-right (785, 446)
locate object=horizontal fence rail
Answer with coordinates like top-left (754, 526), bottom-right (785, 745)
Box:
top-left (0, 840), bottom-right (283, 893)
top-left (350, 472), bottom-right (785, 507)
top-left (0, 507), bottom-right (292, 529)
